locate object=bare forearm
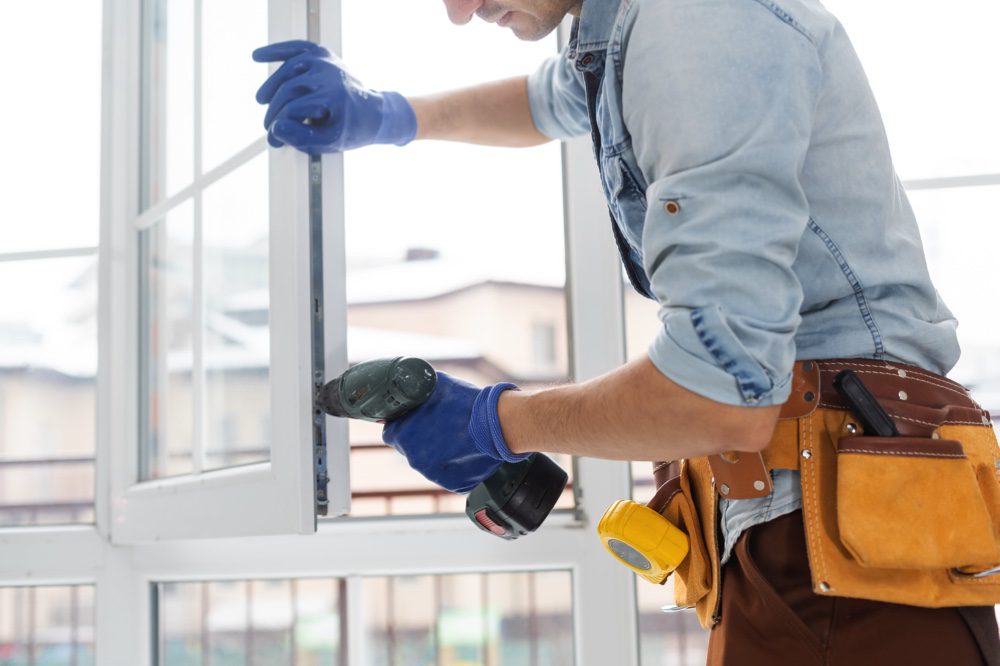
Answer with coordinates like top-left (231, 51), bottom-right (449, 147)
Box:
top-left (409, 76), bottom-right (551, 147)
top-left (498, 356), bottom-right (781, 461)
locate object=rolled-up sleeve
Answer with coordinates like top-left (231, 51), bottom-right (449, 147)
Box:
top-left (623, 0), bottom-right (823, 406)
top-left (527, 46), bottom-right (590, 140)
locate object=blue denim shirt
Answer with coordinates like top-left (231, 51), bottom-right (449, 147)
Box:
top-left (527, 0), bottom-right (960, 562)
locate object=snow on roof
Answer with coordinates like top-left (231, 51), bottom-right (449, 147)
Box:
top-left (0, 322), bottom-right (96, 379)
top-left (347, 257), bottom-right (564, 305)
top-left (212, 257), bottom-right (565, 312)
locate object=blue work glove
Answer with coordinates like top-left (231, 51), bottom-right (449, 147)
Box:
top-left (252, 40), bottom-right (417, 154)
top-left (382, 373), bottom-right (530, 494)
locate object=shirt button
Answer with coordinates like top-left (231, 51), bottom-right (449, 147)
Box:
top-left (663, 200), bottom-right (681, 215)
top-left (580, 53), bottom-right (595, 66)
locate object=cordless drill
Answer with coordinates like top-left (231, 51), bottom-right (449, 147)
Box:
top-left (317, 357), bottom-right (569, 539)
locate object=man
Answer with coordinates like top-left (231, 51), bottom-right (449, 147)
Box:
top-left (254, 0), bottom-right (1000, 663)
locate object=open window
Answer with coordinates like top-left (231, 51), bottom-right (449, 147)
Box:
top-left (110, 0), bottom-right (333, 542)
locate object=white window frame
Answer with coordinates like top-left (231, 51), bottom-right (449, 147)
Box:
top-left (118, 110), bottom-right (645, 658)
top-left (105, 0), bottom-right (323, 543)
top-left (0, 2), bottom-right (644, 665)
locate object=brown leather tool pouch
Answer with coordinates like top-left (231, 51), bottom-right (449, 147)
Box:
top-left (836, 435), bottom-right (1000, 570)
top-left (801, 406), bottom-right (1000, 607)
top-left (649, 461), bottom-right (711, 608)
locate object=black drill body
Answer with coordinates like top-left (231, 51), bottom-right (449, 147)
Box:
top-left (317, 357), bottom-right (568, 539)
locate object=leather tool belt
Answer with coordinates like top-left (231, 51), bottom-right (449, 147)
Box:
top-left (647, 358), bottom-right (1000, 629)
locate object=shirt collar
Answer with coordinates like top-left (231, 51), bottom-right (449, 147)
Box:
top-left (571, 0), bottom-right (622, 53)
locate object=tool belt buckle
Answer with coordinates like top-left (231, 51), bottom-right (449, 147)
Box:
top-left (708, 451), bottom-right (772, 500)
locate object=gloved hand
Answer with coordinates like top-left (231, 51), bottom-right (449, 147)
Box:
top-left (252, 40), bottom-right (417, 154)
top-left (382, 373), bottom-right (530, 494)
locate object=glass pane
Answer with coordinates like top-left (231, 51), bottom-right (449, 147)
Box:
top-left (0, 585), bottom-right (96, 665)
top-left (908, 185), bottom-right (1000, 409)
top-left (202, 153), bottom-right (270, 472)
top-left (158, 579), bottom-right (343, 665)
top-left (341, 2), bottom-right (572, 518)
top-left (145, 0), bottom-right (196, 204)
top-left (363, 571), bottom-right (574, 666)
top-left (141, 202), bottom-right (196, 480)
top-left (0, 256), bottom-right (96, 526)
top-left (824, 0), bottom-right (1000, 181)
top-left (158, 573), bottom-right (572, 666)
top-left (0, 2), bottom-right (101, 253)
top-left (202, 0), bottom-right (267, 171)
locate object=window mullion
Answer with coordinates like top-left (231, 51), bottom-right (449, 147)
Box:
top-left (903, 173), bottom-right (1000, 191)
top-left (134, 139), bottom-right (267, 231)
top-left (191, 0), bottom-right (206, 475)
top-left (193, 191), bottom-right (206, 474)
top-left (95, 544), bottom-right (148, 666)
top-left (0, 247), bottom-right (99, 263)
top-left (345, 575), bottom-right (367, 666)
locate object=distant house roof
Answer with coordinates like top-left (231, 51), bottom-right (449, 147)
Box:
top-left (0, 254), bottom-right (557, 380)
top-left (0, 321), bottom-right (96, 379)
top-left (347, 257), bottom-right (564, 305)
top-left (225, 257), bottom-right (566, 312)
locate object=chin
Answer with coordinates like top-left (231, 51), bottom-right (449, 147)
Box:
top-left (509, 17), bottom-right (558, 41)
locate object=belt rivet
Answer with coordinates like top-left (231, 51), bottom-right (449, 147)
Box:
top-left (801, 449), bottom-right (813, 459)
top-left (897, 369), bottom-right (907, 378)
top-left (753, 480), bottom-right (766, 491)
top-left (803, 361), bottom-right (814, 372)
top-left (898, 390), bottom-right (908, 401)
top-left (845, 423), bottom-right (857, 434)
top-left (804, 391), bottom-right (815, 402)
top-left (819, 582), bottom-right (831, 593)
top-left (720, 483), bottom-right (731, 496)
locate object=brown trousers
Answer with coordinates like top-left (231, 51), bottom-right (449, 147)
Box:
top-left (706, 510), bottom-right (999, 665)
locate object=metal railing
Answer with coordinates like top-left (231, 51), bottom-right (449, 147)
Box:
top-left (0, 456), bottom-right (96, 526)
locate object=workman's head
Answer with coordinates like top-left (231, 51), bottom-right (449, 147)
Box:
top-left (442, 0), bottom-right (583, 41)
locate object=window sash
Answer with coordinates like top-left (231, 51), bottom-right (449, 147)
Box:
top-left (107, 0), bottom-right (319, 543)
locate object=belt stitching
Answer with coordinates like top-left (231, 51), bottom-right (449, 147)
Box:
top-left (816, 403), bottom-right (987, 428)
top-left (816, 366), bottom-right (975, 403)
top-left (652, 488), bottom-right (683, 514)
top-left (892, 414), bottom-right (987, 428)
top-left (802, 414), bottom-right (828, 582)
top-left (839, 449), bottom-right (965, 458)
top-left (816, 359), bottom-right (958, 382)
top-left (817, 360), bottom-right (968, 390)
top-left (817, 361), bottom-right (969, 397)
